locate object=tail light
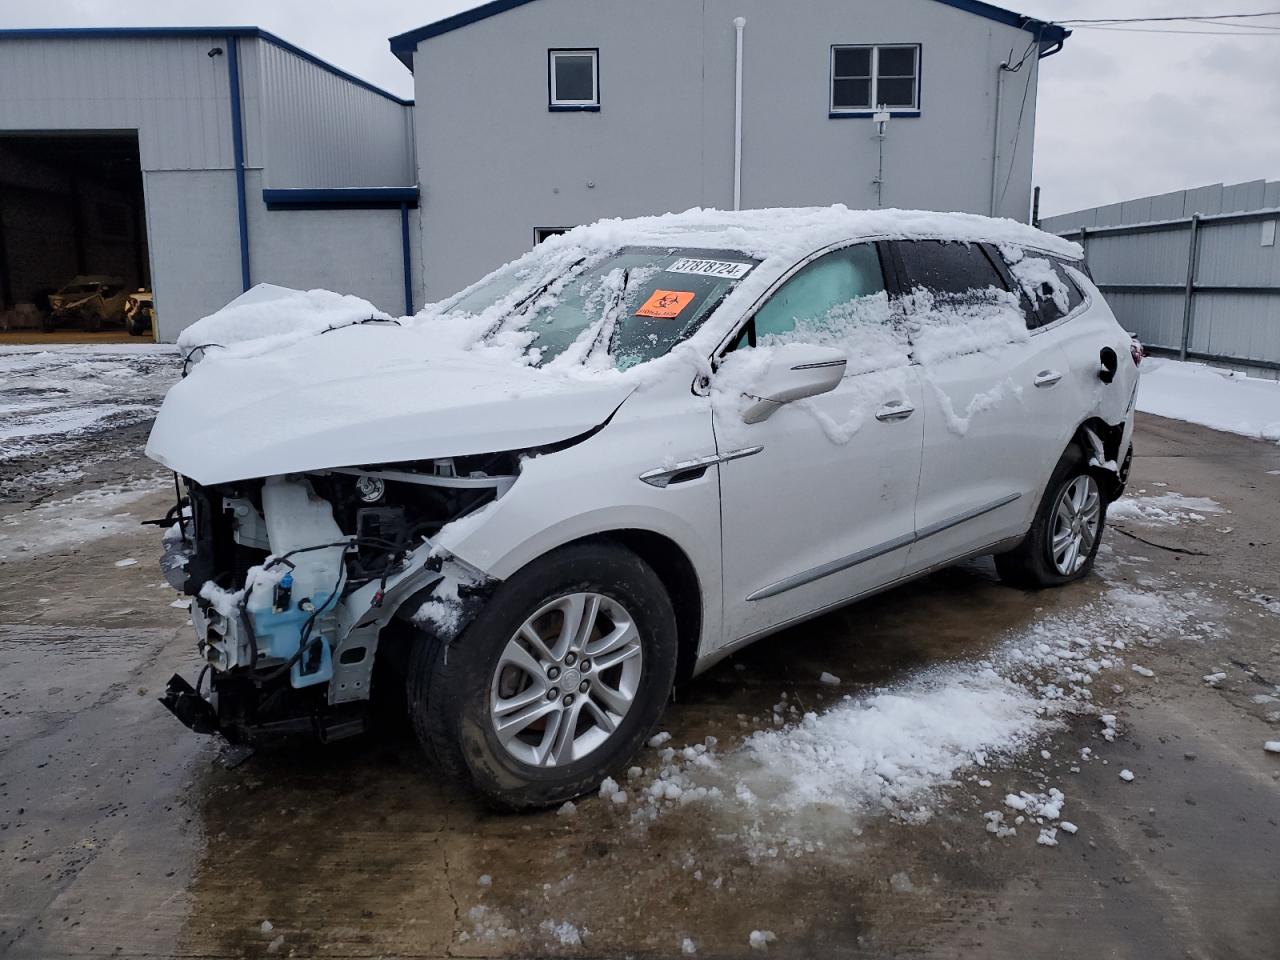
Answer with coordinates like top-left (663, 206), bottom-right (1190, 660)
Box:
top-left (1129, 336), bottom-right (1144, 367)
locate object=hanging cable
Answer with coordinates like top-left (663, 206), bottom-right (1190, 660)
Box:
top-left (1058, 11), bottom-right (1280, 25)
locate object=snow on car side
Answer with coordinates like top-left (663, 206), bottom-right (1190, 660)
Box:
top-left (146, 205), bottom-right (1140, 809)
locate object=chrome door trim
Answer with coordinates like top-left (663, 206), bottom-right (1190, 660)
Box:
top-left (746, 532), bottom-right (915, 601)
top-left (913, 492), bottom-right (1022, 542)
top-left (639, 446), bottom-right (763, 488)
top-left (745, 492), bottom-right (1022, 602)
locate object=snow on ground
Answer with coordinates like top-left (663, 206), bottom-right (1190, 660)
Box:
top-left (0, 478), bottom-right (165, 558)
top-left (598, 575), bottom-right (1211, 855)
top-left (1138, 358), bottom-right (1280, 443)
top-left (0, 345), bottom-right (178, 499)
top-left (1108, 491), bottom-right (1226, 526)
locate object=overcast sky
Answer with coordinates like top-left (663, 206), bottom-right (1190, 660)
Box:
top-left (5, 0), bottom-right (1278, 216)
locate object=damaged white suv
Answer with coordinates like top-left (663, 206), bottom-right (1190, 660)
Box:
top-left (148, 207), bottom-right (1140, 809)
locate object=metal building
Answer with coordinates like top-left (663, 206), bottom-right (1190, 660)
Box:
top-left (390, 0), bottom-right (1068, 301)
top-left (1042, 179), bottom-right (1280, 375)
top-left (0, 28), bottom-right (418, 341)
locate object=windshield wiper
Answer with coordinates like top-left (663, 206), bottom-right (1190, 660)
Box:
top-left (592, 267), bottom-right (633, 358)
top-left (482, 257), bottom-right (588, 340)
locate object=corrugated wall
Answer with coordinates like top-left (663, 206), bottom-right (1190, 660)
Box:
top-left (1042, 180), bottom-right (1280, 371)
top-left (0, 35), bottom-right (236, 172)
top-left (246, 38), bottom-right (414, 188)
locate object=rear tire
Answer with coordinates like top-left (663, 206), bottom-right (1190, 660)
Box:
top-left (995, 443), bottom-right (1107, 589)
top-left (407, 541), bottom-right (678, 810)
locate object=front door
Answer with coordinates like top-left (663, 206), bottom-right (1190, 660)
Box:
top-left (712, 242), bottom-right (924, 645)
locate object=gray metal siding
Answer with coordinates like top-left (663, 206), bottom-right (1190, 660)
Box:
top-left (1045, 180), bottom-right (1280, 370)
top-left (412, 0), bottom-right (1040, 300)
top-left (0, 35), bottom-right (236, 172)
top-left (249, 39), bottom-right (415, 188)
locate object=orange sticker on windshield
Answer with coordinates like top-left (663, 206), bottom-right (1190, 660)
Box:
top-left (636, 290), bottom-right (695, 319)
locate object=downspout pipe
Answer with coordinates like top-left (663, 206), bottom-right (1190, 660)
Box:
top-left (988, 57), bottom-right (1008, 218)
top-left (400, 201), bottom-right (414, 316)
top-left (227, 35), bottom-right (251, 291)
top-left (733, 17), bottom-right (746, 211)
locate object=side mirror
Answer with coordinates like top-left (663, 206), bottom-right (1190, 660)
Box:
top-left (722, 344), bottom-right (847, 424)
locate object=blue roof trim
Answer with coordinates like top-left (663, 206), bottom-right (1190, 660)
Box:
top-left (263, 187), bottom-right (420, 210)
top-left (0, 26), bottom-right (414, 106)
top-left (388, 0), bottom-right (1067, 70)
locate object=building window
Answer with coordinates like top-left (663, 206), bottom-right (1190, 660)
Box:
top-left (549, 49), bottom-right (599, 111)
top-left (535, 227), bottom-right (572, 244)
top-left (830, 44), bottom-right (920, 114)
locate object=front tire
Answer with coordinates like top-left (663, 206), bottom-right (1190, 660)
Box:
top-left (408, 541), bottom-right (678, 810)
top-left (996, 443), bottom-right (1107, 589)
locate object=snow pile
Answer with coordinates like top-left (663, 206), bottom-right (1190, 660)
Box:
top-left (732, 670), bottom-right (1043, 818)
top-left (538, 919), bottom-right (583, 947)
top-left (1137, 358), bottom-right (1280, 443)
top-left (1108, 491), bottom-right (1225, 526)
top-left (176, 284), bottom-right (393, 357)
top-left (748, 930), bottom-right (777, 950)
top-left (607, 581), bottom-right (1203, 840)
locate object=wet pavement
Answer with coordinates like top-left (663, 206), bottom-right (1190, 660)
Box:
top-left (1, 410), bottom-right (1278, 959)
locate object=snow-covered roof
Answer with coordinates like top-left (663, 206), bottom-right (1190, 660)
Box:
top-left (390, 0), bottom-right (1069, 69)
top-left (538, 205), bottom-right (1083, 265)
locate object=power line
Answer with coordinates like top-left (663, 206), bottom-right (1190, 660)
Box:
top-left (1059, 10), bottom-right (1280, 25)
top-left (1072, 24), bottom-right (1280, 36)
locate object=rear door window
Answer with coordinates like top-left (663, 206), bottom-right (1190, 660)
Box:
top-left (892, 240), bottom-right (1030, 362)
top-left (894, 240), bottom-right (1007, 297)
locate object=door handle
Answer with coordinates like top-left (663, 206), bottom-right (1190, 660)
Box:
top-left (875, 400), bottom-right (915, 422)
top-left (1034, 370), bottom-right (1063, 388)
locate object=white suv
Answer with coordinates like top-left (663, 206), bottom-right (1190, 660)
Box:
top-left (148, 207), bottom-right (1140, 808)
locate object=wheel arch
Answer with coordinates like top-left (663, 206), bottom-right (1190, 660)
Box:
top-left (468, 527), bottom-right (705, 686)
top-left (1072, 416), bottom-right (1127, 502)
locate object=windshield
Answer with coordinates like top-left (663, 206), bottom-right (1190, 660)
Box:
top-left (447, 247), bottom-right (758, 369)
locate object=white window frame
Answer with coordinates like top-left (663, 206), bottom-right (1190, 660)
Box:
top-left (549, 49), bottom-right (599, 109)
top-left (830, 44), bottom-right (920, 115)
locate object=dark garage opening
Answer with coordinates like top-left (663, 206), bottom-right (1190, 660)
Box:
top-left (0, 131), bottom-right (151, 336)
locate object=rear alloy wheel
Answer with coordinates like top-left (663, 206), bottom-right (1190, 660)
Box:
top-left (408, 542), bottom-right (677, 810)
top-left (995, 443), bottom-right (1108, 589)
top-left (1049, 475), bottom-right (1101, 576)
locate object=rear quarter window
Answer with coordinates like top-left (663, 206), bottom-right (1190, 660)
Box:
top-left (1003, 250), bottom-right (1087, 327)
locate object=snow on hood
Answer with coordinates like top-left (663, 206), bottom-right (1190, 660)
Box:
top-left (147, 325), bottom-right (633, 485)
top-left (176, 283), bottom-right (393, 356)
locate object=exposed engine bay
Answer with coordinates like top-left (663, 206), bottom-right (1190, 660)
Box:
top-left (158, 455), bottom-right (514, 744)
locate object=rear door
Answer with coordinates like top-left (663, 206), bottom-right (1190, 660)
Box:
top-left (1007, 252), bottom-right (1140, 434)
top-left (890, 239), bottom-right (1074, 574)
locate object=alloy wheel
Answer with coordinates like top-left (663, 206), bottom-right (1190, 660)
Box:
top-left (489, 592), bottom-right (644, 767)
top-left (1050, 475), bottom-right (1101, 575)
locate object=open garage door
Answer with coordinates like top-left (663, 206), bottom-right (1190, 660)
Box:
top-left (0, 132), bottom-right (153, 340)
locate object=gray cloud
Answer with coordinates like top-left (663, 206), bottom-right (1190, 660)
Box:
top-left (6, 0), bottom-right (1278, 218)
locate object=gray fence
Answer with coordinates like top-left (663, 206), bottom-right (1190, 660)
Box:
top-left (1041, 180), bottom-right (1280, 372)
